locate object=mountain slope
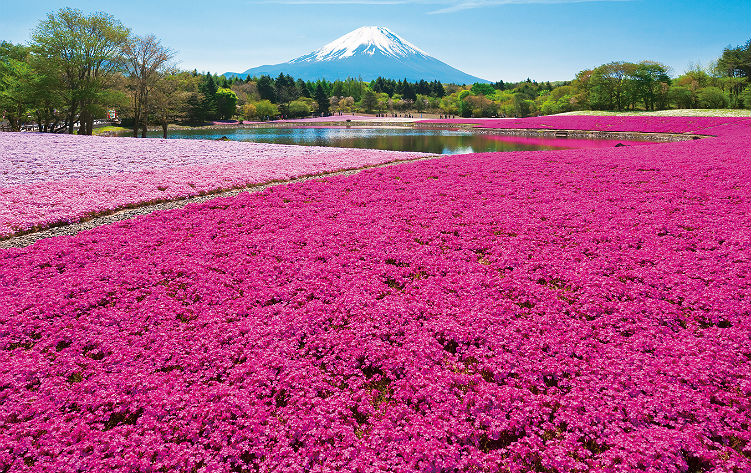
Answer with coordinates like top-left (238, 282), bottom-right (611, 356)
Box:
top-left (226, 26), bottom-right (489, 84)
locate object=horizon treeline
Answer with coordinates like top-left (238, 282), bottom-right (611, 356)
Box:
top-left (1, 8), bottom-right (749, 134)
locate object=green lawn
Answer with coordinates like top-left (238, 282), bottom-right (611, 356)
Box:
top-left (92, 126), bottom-right (132, 136)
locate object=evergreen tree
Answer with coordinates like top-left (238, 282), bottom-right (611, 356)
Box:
top-left (257, 75), bottom-right (276, 102)
top-left (331, 80), bottom-right (345, 97)
top-left (198, 72), bottom-right (218, 120)
top-left (314, 84), bottom-right (329, 115)
top-left (362, 89), bottom-right (377, 113)
top-left (431, 80), bottom-right (445, 97)
top-left (296, 79), bottom-right (310, 98)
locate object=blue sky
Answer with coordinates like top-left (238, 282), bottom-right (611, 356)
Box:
top-left (1, 0), bottom-right (749, 81)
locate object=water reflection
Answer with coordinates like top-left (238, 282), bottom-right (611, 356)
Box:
top-left (146, 127), bottom-right (656, 154)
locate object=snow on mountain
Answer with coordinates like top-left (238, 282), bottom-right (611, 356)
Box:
top-left (291, 26), bottom-right (428, 62)
top-left (226, 26), bottom-right (490, 84)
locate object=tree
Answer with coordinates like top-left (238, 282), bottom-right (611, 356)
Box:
top-left (464, 94), bottom-right (496, 117)
top-left (122, 34), bottom-right (174, 137)
top-left (632, 62), bottom-right (670, 110)
top-left (512, 93), bottom-right (531, 117)
top-left (715, 39), bottom-right (751, 79)
top-left (215, 87), bottom-right (238, 120)
top-left (252, 100), bottom-right (279, 121)
top-left (0, 42), bottom-right (35, 131)
top-left (471, 83), bottom-right (495, 96)
top-left (288, 99), bottom-right (311, 118)
top-left (198, 72), bottom-right (218, 121)
top-left (296, 79), bottom-right (310, 98)
top-left (741, 85), bottom-right (751, 108)
top-left (242, 102), bottom-right (256, 121)
top-left (414, 94), bottom-right (429, 113)
top-left (331, 80), bottom-right (345, 97)
top-left (587, 62), bottom-right (637, 111)
top-left (697, 87), bottom-right (728, 108)
top-left (31, 8), bottom-right (129, 134)
top-left (343, 78), bottom-right (365, 102)
top-left (431, 80), bottom-right (445, 98)
top-left (150, 70), bottom-right (188, 138)
top-left (338, 96), bottom-right (354, 114)
top-left (668, 85), bottom-right (694, 109)
top-left (361, 89), bottom-right (377, 113)
top-left (257, 75), bottom-right (276, 102)
top-left (314, 84), bottom-right (329, 115)
top-left (274, 73), bottom-right (298, 104)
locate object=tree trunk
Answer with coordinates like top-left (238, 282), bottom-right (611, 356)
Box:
top-left (141, 93), bottom-right (149, 138)
top-left (133, 108), bottom-right (140, 138)
top-left (162, 119), bottom-right (168, 139)
top-left (79, 110), bottom-right (86, 134)
top-left (79, 109), bottom-right (89, 135)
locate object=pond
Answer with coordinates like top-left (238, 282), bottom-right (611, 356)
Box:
top-left (146, 127), bottom-right (657, 154)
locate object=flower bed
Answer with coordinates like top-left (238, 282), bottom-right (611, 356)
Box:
top-left (1, 117), bottom-right (750, 472)
top-left (0, 134), bottom-right (428, 237)
top-left (419, 115), bottom-right (749, 135)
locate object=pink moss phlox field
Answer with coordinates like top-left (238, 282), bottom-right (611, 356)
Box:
top-left (1, 117), bottom-right (751, 472)
top-left (0, 133), bottom-right (427, 237)
top-left (278, 115), bottom-right (377, 123)
top-left (418, 115), bottom-right (749, 135)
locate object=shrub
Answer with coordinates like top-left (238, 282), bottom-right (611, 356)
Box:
top-left (696, 87), bottom-right (728, 109)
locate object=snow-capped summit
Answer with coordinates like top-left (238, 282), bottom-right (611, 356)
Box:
top-left (227, 26), bottom-right (489, 84)
top-left (292, 26), bottom-right (428, 62)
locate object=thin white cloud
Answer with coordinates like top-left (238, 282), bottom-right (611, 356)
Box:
top-left (258, 0), bottom-right (631, 14)
top-left (428, 0), bottom-right (629, 14)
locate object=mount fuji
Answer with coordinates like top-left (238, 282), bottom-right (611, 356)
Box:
top-left (226, 26), bottom-right (489, 84)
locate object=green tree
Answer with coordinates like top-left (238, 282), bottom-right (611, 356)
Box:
top-left (587, 62), bottom-right (637, 111)
top-left (215, 87), bottom-right (238, 120)
top-left (361, 89), bottom-right (377, 113)
top-left (414, 94), bottom-right (429, 113)
top-left (343, 77), bottom-right (365, 102)
top-left (470, 83), bottom-right (495, 96)
top-left (0, 42), bottom-right (35, 131)
top-left (740, 85), bottom-right (751, 108)
top-left (696, 86), bottom-right (728, 108)
top-left (150, 69), bottom-right (191, 138)
top-left (632, 62), bottom-right (670, 110)
top-left (257, 75), bottom-right (276, 102)
top-left (198, 72), bottom-right (218, 121)
top-left (253, 100), bottom-right (279, 120)
top-left (668, 85), bottom-right (695, 109)
top-left (296, 79), bottom-right (310, 98)
top-left (31, 8), bottom-right (129, 134)
top-left (715, 39), bottom-right (751, 79)
top-left (314, 84), bottom-right (329, 115)
top-left (331, 80), bottom-right (345, 97)
top-left (512, 93), bottom-right (531, 117)
top-left (288, 99), bottom-right (311, 118)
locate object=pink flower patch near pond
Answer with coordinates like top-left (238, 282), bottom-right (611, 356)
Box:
top-left (419, 115), bottom-right (751, 135)
top-left (482, 134), bottom-right (660, 149)
top-left (1, 117), bottom-right (749, 471)
top-left (277, 115), bottom-right (379, 123)
top-left (0, 133), bottom-right (427, 237)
